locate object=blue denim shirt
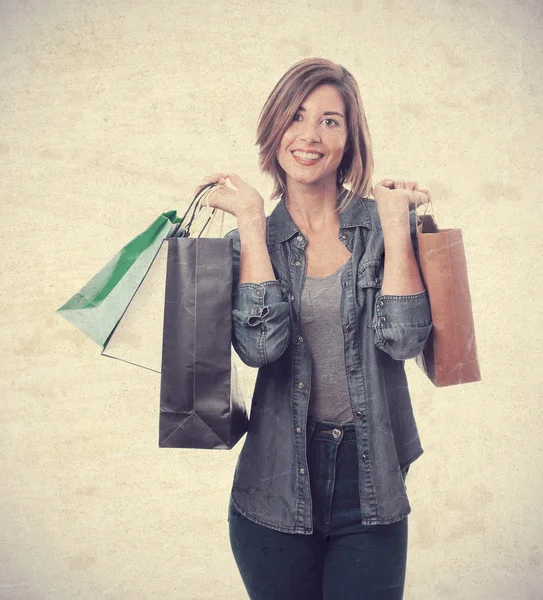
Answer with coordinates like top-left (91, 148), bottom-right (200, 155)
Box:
top-left (225, 188), bottom-right (433, 534)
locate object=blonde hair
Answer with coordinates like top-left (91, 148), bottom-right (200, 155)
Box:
top-left (256, 57), bottom-right (374, 211)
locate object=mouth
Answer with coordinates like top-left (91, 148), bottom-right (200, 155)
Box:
top-left (291, 150), bottom-right (324, 166)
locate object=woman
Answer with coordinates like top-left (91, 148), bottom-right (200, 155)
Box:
top-left (197, 57), bottom-right (432, 600)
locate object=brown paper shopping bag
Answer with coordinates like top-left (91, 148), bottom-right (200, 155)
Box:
top-left (414, 207), bottom-right (482, 387)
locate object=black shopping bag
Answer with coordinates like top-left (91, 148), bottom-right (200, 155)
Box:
top-left (158, 202), bottom-right (249, 449)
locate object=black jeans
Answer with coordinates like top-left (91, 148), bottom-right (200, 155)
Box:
top-left (228, 418), bottom-right (409, 600)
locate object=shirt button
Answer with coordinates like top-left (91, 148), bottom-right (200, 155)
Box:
top-left (355, 411), bottom-right (364, 418)
top-left (297, 335), bottom-right (304, 343)
top-left (344, 324), bottom-right (352, 332)
top-left (295, 260), bottom-right (302, 266)
top-left (378, 300), bottom-right (384, 308)
top-left (300, 468), bottom-right (305, 474)
top-left (296, 235), bottom-right (303, 242)
top-left (332, 428), bottom-right (341, 438)
top-left (374, 278), bottom-right (380, 285)
top-left (379, 316), bottom-right (386, 324)
top-left (361, 454), bottom-right (368, 461)
top-left (296, 427), bottom-right (301, 433)
top-left (349, 367), bottom-right (357, 374)
top-left (297, 381), bottom-right (305, 389)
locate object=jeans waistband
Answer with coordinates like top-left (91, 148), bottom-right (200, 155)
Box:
top-left (307, 417), bottom-right (357, 443)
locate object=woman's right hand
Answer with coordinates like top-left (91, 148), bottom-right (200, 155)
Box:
top-left (194, 173), bottom-right (265, 220)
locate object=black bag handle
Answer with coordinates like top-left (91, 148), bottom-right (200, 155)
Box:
top-left (170, 182), bottom-right (219, 238)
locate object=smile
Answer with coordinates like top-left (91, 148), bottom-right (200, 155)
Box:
top-left (291, 150), bottom-right (324, 165)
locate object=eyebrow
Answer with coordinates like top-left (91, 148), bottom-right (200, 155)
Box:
top-left (297, 106), bottom-right (345, 119)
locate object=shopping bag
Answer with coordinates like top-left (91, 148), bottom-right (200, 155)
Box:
top-left (158, 187), bottom-right (249, 449)
top-left (57, 182), bottom-right (249, 448)
top-left (414, 206), bottom-right (482, 387)
top-left (56, 210), bottom-right (181, 349)
top-left (99, 192), bottom-right (214, 372)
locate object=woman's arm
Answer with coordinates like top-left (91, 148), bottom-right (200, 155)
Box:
top-left (237, 211), bottom-right (275, 284)
top-left (225, 226), bottom-right (290, 369)
top-left (380, 208), bottom-right (425, 296)
top-left (195, 173), bottom-right (290, 368)
top-left (371, 180), bottom-right (433, 360)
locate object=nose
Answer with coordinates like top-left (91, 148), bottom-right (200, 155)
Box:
top-left (299, 121), bottom-right (321, 143)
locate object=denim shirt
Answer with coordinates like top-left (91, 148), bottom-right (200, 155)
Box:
top-left (225, 188), bottom-right (433, 534)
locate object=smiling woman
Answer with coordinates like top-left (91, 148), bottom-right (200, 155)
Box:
top-left (196, 57), bottom-right (432, 600)
top-left (276, 85), bottom-right (347, 181)
top-left (254, 58), bottom-right (374, 211)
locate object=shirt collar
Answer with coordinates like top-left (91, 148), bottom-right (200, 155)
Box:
top-left (267, 187), bottom-right (373, 245)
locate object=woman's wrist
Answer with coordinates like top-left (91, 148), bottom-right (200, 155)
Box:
top-left (237, 211), bottom-right (267, 237)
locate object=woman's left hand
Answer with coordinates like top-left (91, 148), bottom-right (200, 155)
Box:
top-left (371, 179), bottom-right (432, 222)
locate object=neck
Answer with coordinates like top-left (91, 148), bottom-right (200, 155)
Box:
top-left (284, 178), bottom-right (342, 235)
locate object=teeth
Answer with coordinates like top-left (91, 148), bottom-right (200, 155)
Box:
top-left (293, 151), bottom-right (323, 160)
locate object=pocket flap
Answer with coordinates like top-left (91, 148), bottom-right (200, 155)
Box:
top-left (357, 260), bottom-right (383, 288)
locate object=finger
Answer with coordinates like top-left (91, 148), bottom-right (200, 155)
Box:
top-left (201, 172), bottom-right (230, 182)
top-left (193, 175), bottom-right (226, 198)
top-left (406, 181), bottom-right (418, 191)
top-left (393, 180), bottom-right (407, 190)
top-left (200, 173), bottom-right (229, 190)
top-left (414, 185), bottom-right (432, 201)
top-left (411, 190), bottom-right (430, 206)
top-left (375, 179), bottom-right (394, 188)
top-left (225, 173), bottom-right (244, 191)
top-left (201, 184), bottom-right (225, 208)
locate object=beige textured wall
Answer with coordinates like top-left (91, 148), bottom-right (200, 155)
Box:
top-left (1, 0), bottom-right (542, 598)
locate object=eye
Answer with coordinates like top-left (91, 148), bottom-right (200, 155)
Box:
top-left (323, 118), bottom-right (339, 127)
top-left (292, 113), bottom-right (302, 122)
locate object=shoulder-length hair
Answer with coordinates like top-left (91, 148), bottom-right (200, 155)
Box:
top-left (256, 57), bottom-right (374, 211)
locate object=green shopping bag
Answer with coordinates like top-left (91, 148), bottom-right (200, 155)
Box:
top-left (56, 210), bottom-right (182, 348)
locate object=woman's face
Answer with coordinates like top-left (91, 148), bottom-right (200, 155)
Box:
top-left (275, 84), bottom-right (348, 191)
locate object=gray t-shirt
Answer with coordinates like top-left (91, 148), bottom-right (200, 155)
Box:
top-left (300, 261), bottom-right (354, 424)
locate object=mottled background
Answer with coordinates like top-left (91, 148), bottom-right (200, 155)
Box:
top-left (1, 0), bottom-right (542, 598)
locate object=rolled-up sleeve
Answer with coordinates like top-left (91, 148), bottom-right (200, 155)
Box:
top-left (372, 209), bottom-right (433, 360)
top-left (224, 228), bottom-right (290, 368)
top-left (372, 290), bottom-right (432, 360)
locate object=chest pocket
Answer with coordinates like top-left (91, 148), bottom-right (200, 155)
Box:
top-left (356, 260), bottom-right (384, 325)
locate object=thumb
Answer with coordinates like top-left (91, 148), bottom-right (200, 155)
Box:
top-left (225, 173), bottom-right (244, 191)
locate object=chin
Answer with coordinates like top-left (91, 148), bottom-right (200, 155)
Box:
top-left (286, 172), bottom-right (337, 188)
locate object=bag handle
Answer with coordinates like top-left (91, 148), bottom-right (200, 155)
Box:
top-left (414, 189), bottom-right (433, 217)
top-left (169, 183), bottom-right (218, 238)
top-left (413, 189), bottom-right (440, 234)
top-left (197, 202), bottom-right (226, 238)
